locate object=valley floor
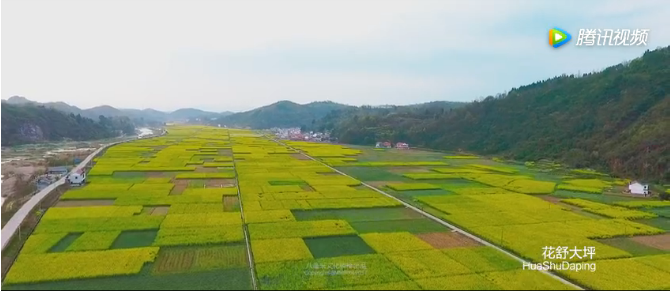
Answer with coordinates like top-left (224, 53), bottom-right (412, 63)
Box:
top-left (2, 126), bottom-right (668, 290)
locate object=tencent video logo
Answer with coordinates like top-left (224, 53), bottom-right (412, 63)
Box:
top-left (549, 28), bottom-right (571, 48)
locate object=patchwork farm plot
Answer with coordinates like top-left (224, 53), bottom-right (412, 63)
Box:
top-left (233, 135), bottom-right (572, 290)
top-left (4, 126), bottom-right (252, 290)
top-left (4, 126), bottom-right (668, 290)
top-left (301, 143), bottom-right (670, 290)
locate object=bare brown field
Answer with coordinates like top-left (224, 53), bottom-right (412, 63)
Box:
top-left (417, 232), bottom-right (482, 249)
top-left (630, 233), bottom-right (670, 250)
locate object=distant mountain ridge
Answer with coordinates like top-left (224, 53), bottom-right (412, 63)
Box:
top-left (213, 100), bottom-right (354, 129)
top-left (212, 100), bottom-right (468, 129)
top-left (4, 97), bottom-right (469, 129)
top-left (3, 96), bottom-right (233, 122)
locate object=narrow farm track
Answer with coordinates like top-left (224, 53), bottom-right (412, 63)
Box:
top-left (1, 132), bottom-right (165, 252)
top-left (1, 139), bottom-right (132, 251)
top-left (274, 139), bottom-right (585, 290)
top-left (233, 157), bottom-right (259, 290)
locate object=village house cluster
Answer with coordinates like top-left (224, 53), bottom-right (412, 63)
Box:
top-left (271, 127), bottom-right (334, 142)
top-left (36, 166), bottom-right (87, 191)
top-left (375, 141), bottom-right (410, 149)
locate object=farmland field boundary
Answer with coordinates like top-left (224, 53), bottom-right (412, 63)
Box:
top-left (232, 157), bottom-right (259, 290)
top-left (0, 183), bottom-right (68, 280)
top-left (1, 130), bottom-right (166, 251)
top-left (2, 145), bottom-right (107, 251)
top-left (274, 139), bottom-right (585, 290)
top-left (0, 141), bottom-right (128, 282)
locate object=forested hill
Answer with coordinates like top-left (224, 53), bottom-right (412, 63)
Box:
top-left (313, 101), bottom-right (468, 133)
top-left (214, 101), bottom-right (353, 129)
top-left (322, 47), bottom-right (670, 182)
top-left (1, 103), bottom-right (135, 146)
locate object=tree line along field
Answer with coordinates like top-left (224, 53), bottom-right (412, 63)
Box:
top-left (2, 126), bottom-right (667, 290)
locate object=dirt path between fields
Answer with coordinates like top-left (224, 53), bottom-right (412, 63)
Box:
top-left (275, 139), bottom-right (584, 290)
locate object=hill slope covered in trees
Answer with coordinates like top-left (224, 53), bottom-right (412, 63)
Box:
top-left (1, 103), bottom-right (135, 146)
top-left (214, 101), bottom-right (353, 129)
top-left (321, 47), bottom-right (670, 182)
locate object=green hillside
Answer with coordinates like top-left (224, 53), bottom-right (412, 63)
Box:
top-left (1, 103), bottom-right (135, 146)
top-left (322, 47), bottom-right (670, 182)
top-left (215, 101), bottom-right (353, 129)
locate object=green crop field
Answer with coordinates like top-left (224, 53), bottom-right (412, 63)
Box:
top-left (350, 219), bottom-right (447, 234)
top-left (4, 126), bottom-right (668, 290)
top-left (328, 140), bottom-right (670, 290)
top-left (303, 236), bottom-right (376, 258)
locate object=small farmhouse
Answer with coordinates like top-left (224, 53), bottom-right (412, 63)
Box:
top-left (628, 181), bottom-right (650, 196)
top-left (375, 142), bottom-right (392, 149)
top-left (396, 142), bottom-right (409, 150)
top-left (67, 169), bottom-right (86, 187)
top-left (47, 166), bottom-right (69, 175)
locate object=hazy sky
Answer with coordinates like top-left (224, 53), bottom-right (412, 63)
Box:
top-left (2, 0), bottom-right (669, 112)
